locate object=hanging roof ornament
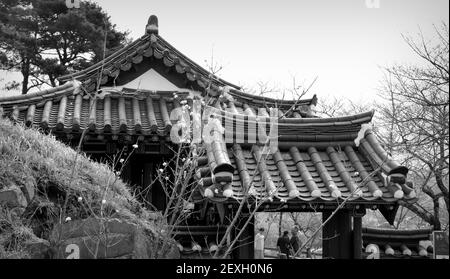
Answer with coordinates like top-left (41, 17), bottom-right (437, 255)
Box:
top-left (354, 122), bottom-right (374, 147)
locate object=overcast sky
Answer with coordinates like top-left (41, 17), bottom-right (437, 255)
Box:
top-left (1, 0), bottom-right (448, 102)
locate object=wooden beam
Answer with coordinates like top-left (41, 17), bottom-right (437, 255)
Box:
top-left (353, 216), bottom-right (363, 259)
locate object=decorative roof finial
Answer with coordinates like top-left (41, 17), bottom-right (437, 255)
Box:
top-left (146, 15), bottom-right (158, 35)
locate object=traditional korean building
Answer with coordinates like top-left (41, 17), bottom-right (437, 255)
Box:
top-left (0, 15), bottom-right (419, 259)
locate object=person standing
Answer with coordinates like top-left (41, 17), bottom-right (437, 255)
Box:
top-left (290, 226), bottom-right (302, 258)
top-left (254, 228), bottom-right (265, 259)
top-left (277, 231), bottom-right (291, 259)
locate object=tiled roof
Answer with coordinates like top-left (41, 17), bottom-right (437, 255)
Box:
top-left (0, 85), bottom-right (413, 205)
top-left (0, 24), bottom-right (319, 135)
top-left (0, 82), bottom-right (189, 137)
top-left (56, 31), bottom-right (318, 110)
top-left (221, 88), bottom-right (318, 116)
top-left (0, 84), bottom-right (318, 137)
top-left (362, 227), bottom-right (433, 259)
top-left (195, 115), bottom-right (416, 204)
top-left (58, 32), bottom-right (240, 94)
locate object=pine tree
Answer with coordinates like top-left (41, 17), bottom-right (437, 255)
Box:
top-left (0, 0), bottom-right (129, 94)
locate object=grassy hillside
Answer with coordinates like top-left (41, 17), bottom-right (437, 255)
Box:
top-left (0, 117), bottom-right (171, 258)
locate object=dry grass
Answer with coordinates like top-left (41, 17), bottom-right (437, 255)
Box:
top-left (0, 207), bottom-right (35, 258)
top-left (0, 117), bottom-right (170, 258)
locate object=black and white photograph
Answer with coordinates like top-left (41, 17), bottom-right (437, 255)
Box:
top-left (0, 0), bottom-right (448, 275)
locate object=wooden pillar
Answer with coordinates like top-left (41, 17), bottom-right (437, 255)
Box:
top-left (130, 156), bottom-right (143, 185)
top-left (142, 162), bottom-right (154, 204)
top-left (127, 155), bottom-right (165, 210)
top-left (353, 216), bottom-right (363, 259)
top-left (322, 210), bottom-right (352, 259)
top-left (150, 156), bottom-right (166, 211)
top-left (121, 157), bottom-right (133, 184)
top-left (234, 214), bottom-right (255, 259)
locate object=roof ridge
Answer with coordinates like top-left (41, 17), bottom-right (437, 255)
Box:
top-left (57, 33), bottom-right (241, 92)
top-left (228, 89), bottom-right (318, 107)
top-left (155, 36), bottom-right (240, 90)
top-left (208, 105), bottom-right (374, 125)
top-left (58, 35), bottom-right (150, 83)
top-left (362, 227), bottom-right (433, 235)
top-left (0, 81), bottom-right (79, 105)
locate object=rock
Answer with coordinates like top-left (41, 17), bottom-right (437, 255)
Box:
top-left (50, 218), bottom-right (137, 259)
top-left (50, 217), bottom-right (178, 259)
top-left (164, 242), bottom-right (181, 259)
top-left (53, 233), bottom-right (135, 259)
top-left (132, 227), bottom-right (149, 258)
top-left (50, 217), bottom-right (136, 242)
top-left (24, 238), bottom-right (51, 259)
top-left (0, 186), bottom-right (27, 208)
top-left (20, 179), bottom-right (35, 203)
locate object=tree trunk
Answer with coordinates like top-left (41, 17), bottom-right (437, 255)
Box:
top-left (435, 169), bottom-right (449, 214)
top-left (21, 58), bottom-right (30, 95)
top-left (432, 197), bottom-right (442, 231)
top-left (398, 201), bottom-right (435, 227)
top-left (50, 75), bottom-right (57, 87)
top-left (278, 212), bottom-right (283, 236)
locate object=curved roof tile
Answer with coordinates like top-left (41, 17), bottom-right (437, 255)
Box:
top-left (362, 227), bottom-right (433, 259)
top-left (0, 87), bottom-right (188, 137)
top-left (58, 33), bottom-right (240, 92)
top-left (195, 128), bottom-right (416, 205)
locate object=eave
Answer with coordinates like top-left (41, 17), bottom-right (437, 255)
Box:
top-left (362, 227), bottom-right (433, 259)
top-left (57, 33), bottom-right (240, 94)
